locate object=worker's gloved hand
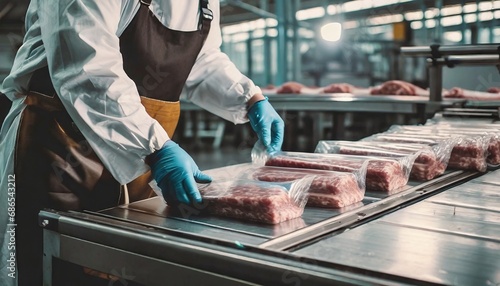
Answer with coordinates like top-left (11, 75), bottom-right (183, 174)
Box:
top-left (149, 140), bottom-right (212, 205)
top-left (248, 98), bottom-right (284, 153)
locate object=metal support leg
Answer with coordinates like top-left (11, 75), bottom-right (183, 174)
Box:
top-left (332, 112), bottom-right (346, 140)
top-left (428, 65), bottom-right (443, 102)
top-left (43, 230), bottom-right (60, 286)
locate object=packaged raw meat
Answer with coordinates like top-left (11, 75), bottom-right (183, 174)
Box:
top-left (244, 166), bottom-right (366, 208)
top-left (431, 130), bottom-right (498, 166)
top-left (423, 122), bottom-right (500, 166)
top-left (388, 125), bottom-right (497, 165)
top-left (253, 149), bottom-right (412, 193)
top-left (198, 178), bottom-right (313, 224)
top-left (382, 126), bottom-right (490, 172)
top-left (315, 140), bottom-right (448, 181)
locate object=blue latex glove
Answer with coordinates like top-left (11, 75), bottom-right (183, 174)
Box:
top-left (248, 98), bottom-right (284, 153)
top-left (149, 140), bottom-right (212, 205)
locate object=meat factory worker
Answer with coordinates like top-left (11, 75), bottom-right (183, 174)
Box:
top-left (0, 0), bottom-right (284, 284)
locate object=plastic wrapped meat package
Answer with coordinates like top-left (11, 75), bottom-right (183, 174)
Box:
top-left (423, 121), bottom-right (500, 167)
top-left (364, 128), bottom-right (487, 172)
top-left (384, 125), bottom-right (492, 172)
top-left (315, 140), bottom-right (450, 181)
top-left (198, 178), bottom-right (314, 224)
top-left (427, 129), bottom-right (500, 167)
top-left (253, 150), bottom-right (413, 193)
top-left (243, 166), bottom-right (366, 208)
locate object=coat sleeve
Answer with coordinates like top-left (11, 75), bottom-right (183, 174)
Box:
top-left (181, 0), bottom-right (261, 124)
top-left (38, 0), bottom-right (168, 184)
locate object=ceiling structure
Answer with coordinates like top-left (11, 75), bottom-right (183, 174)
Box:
top-left (1, 0), bottom-right (489, 31)
top-left (220, 0), bottom-right (492, 26)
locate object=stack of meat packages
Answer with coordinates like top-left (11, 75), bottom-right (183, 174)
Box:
top-left (250, 149), bottom-right (415, 207)
top-left (422, 121), bottom-right (500, 167)
top-left (198, 158), bottom-right (371, 224)
top-left (315, 140), bottom-right (452, 181)
top-left (310, 120), bottom-right (499, 198)
top-left (197, 119), bottom-right (498, 225)
top-left (382, 125), bottom-right (498, 170)
top-left (356, 122), bottom-right (500, 174)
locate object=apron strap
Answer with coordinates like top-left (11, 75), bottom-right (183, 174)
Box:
top-left (199, 0), bottom-right (213, 30)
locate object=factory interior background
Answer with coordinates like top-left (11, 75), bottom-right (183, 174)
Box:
top-left (1, 0), bottom-right (499, 170)
top-left (1, 1), bottom-right (500, 285)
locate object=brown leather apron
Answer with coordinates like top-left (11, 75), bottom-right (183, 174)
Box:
top-left (0, 92), bottom-right (11, 127)
top-left (14, 1), bottom-right (212, 284)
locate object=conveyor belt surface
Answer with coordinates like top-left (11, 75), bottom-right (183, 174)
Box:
top-left (40, 165), bottom-right (497, 285)
top-left (292, 169), bottom-right (500, 286)
top-left (96, 164), bottom-right (476, 249)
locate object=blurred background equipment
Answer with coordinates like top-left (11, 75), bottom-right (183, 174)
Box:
top-left (3, 2), bottom-right (500, 285)
top-left (1, 0), bottom-right (499, 161)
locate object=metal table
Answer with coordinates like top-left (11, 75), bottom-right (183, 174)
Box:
top-left (181, 94), bottom-right (464, 150)
top-left (181, 94), bottom-right (463, 113)
top-left (293, 171), bottom-right (500, 286)
top-left (40, 163), bottom-right (500, 285)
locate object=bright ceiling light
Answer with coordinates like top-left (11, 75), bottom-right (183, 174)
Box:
top-left (444, 31), bottom-right (462, 42)
top-left (321, 22), bottom-right (342, 42)
top-left (296, 7), bottom-right (325, 21)
top-left (411, 21), bottom-right (423, 29)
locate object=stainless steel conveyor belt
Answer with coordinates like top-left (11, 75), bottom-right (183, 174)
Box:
top-left (40, 163), bottom-right (499, 285)
top-left (292, 169), bottom-right (500, 286)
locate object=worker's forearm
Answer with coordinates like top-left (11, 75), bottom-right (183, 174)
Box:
top-left (247, 93), bottom-right (266, 109)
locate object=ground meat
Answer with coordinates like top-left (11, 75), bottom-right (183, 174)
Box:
top-left (265, 155), bottom-right (407, 192)
top-left (448, 152), bottom-right (487, 172)
top-left (365, 160), bottom-right (408, 192)
top-left (200, 182), bottom-right (303, 224)
top-left (487, 138), bottom-right (500, 165)
top-left (307, 194), bottom-right (361, 208)
top-left (410, 161), bottom-right (444, 181)
top-left (252, 167), bottom-right (364, 208)
top-left (447, 139), bottom-right (488, 172)
top-left (337, 146), bottom-right (442, 181)
top-left (370, 133), bottom-right (488, 172)
top-left (265, 155), bottom-right (362, 173)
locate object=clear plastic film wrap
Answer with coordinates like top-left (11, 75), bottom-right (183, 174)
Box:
top-left (423, 121), bottom-right (500, 167)
top-left (197, 177), bottom-right (314, 224)
top-left (384, 125), bottom-right (491, 172)
top-left (242, 166), bottom-right (366, 208)
top-left (315, 140), bottom-right (446, 181)
top-left (252, 146), bottom-right (412, 193)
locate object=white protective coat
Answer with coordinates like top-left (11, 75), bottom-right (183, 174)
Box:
top-left (0, 0), bottom-right (260, 282)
